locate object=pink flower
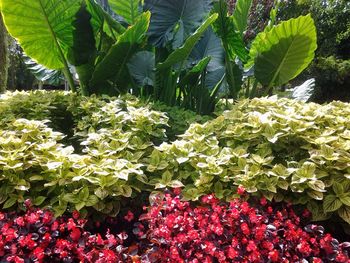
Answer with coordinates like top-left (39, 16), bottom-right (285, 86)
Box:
top-left (124, 210), bottom-right (134, 222)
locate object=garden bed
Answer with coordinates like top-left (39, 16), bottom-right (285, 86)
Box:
top-left (0, 91), bottom-right (350, 262)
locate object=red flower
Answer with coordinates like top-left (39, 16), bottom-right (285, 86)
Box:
top-left (227, 247), bottom-right (238, 259)
top-left (240, 222), bottom-right (250, 235)
top-left (5, 228), bottom-right (17, 242)
top-left (15, 216), bottom-right (25, 227)
top-left (33, 247), bottom-right (45, 260)
top-left (72, 210), bottom-right (80, 220)
top-left (237, 185), bottom-right (245, 195)
top-left (124, 210), bottom-right (134, 222)
top-left (70, 227), bottom-right (81, 241)
top-left (268, 249), bottom-right (280, 262)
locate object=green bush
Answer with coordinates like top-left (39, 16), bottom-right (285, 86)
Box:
top-left (0, 90), bottom-right (77, 137)
top-left (311, 57), bottom-right (350, 103)
top-left (0, 90), bottom-right (208, 143)
top-left (0, 93), bottom-right (168, 216)
top-left (146, 96), bottom-right (350, 224)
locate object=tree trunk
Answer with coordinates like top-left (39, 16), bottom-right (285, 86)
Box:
top-left (0, 12), bottom-right (9, 93)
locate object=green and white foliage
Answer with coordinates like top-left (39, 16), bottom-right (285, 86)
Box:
top-left (0, 91), bottom-right (168, 217)
top-left (147, 97), bottom-right (350, 224)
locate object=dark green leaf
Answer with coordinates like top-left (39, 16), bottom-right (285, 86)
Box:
top-left (128, 51), bottom-right (155, 86)
top-left (3, 197), bottom-right (17, 209)
top-left (109, 0), bottom-right (140, 24)
top-left (144, 0), bottom-right (212, 48)
top-left (157, 14), bottom-right (218, 70)
top-left (90, 12), bottom-right (151, 93)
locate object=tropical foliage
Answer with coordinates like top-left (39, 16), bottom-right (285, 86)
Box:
top-left (0, 0), bottom-right (317, 114)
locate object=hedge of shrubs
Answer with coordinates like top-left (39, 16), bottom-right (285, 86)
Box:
top-left (1, 91), bottom-right (350, 261)
top-left (147, 97), bottom-right (350, 224)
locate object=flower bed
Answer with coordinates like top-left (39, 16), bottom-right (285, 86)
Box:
top-left (1, 193), bottom-right (350, 262)
top-left (1, 91), bottom-right (350, 261)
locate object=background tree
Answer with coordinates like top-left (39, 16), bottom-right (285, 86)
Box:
top-left (0, 12), bottom-right (9, 93)
top-left (278, 0), bottom-right (350, 103)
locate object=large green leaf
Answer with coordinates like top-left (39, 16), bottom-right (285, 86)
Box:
top-left (68, 3), bottom-right (97, 94)
top-left (69, 3), bottom-right (96, 66)
top-left (109, 0), bottom-right (140, 24)
top-left (212, 0), bottom-right (249, 63)
top-left (128, 51), bottom-right (155, 86)
top-left (232, 0), bottom-right (253, 36)
top-left (205, 66), bottom-right (226, 90)
top-left (24, 58), bottom-right (64, 86)
top-left (179, 57), bottom-right (211, 88)
top-left (189, 28), bottom-right (225, 72)
top-left (90, 12), bottom-right (150, 92)
top-left (86, 0), bottom-right (125, 38)
top-left (0, 0), bottom-right (81, 69)
top-left (225, 61), bottom-right (243, 96)
top-left (144, 0), bottom-right (212, 48)
top-left (157, 14), bottom-right (218, 70)
top-left (249, 15), bottom-right (317, 87)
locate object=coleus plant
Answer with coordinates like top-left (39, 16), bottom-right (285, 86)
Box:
top-left (0, 96), bottom-right (168, 217)
top-left (146, 96), bottom-right (350, 225)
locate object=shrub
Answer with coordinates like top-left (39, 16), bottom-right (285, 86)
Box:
top-left (149, 102), bottom-right (213, 141)
top-left (146, 97), bottom-right (350, 224)
top-left (0, 90), bottom-right (208, 143)
top-left (136, 191), bottom-right (350, 262)
top-left (0, 119), bottom-right (74, 213)
top-left (311, 57), bottom-right (350, 103)
top-left (0, 99), bottom-right (168, 216)
top-left (0, 91), bottom-right (77, 139)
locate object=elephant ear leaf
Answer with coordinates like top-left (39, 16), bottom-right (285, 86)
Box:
top-left (68, 2), bottom-right (97, 93)
top-left (212, 0), bottom-right (249, 63)
top-left (128, 51), bottom-right (155, 87)
top-left (232, 0), bottom-right (253, 36)
top-left (25, 58), bottom-right (64, 86)
top-left (179, 56), bottom-right (211, 88)
top-left (86, 0), bottom-right (126, 37)
top-left (90, 11), bottom-right (151, 93)
top-left (248, 14), bottom-right (317, 88)
top-left (69, 3), bottom-right (96, 66)
top-left (144, 0), bottom-right (212, 48)
top-left (189, 28), bottom-right (225, 72)
top-left (157, 14), bottom-right (218, 70)
top-left (109, 0), bottom-right (140, 25)
top-left (0, 0), bottom-right (81, 69)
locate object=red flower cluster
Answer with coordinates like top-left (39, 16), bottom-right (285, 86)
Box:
top-left (1, 195), bottom-right (350, 263)
top-left (137, 192), bottom-right (350, 263)
top-left (0, 200), bottom-right (128, 263)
